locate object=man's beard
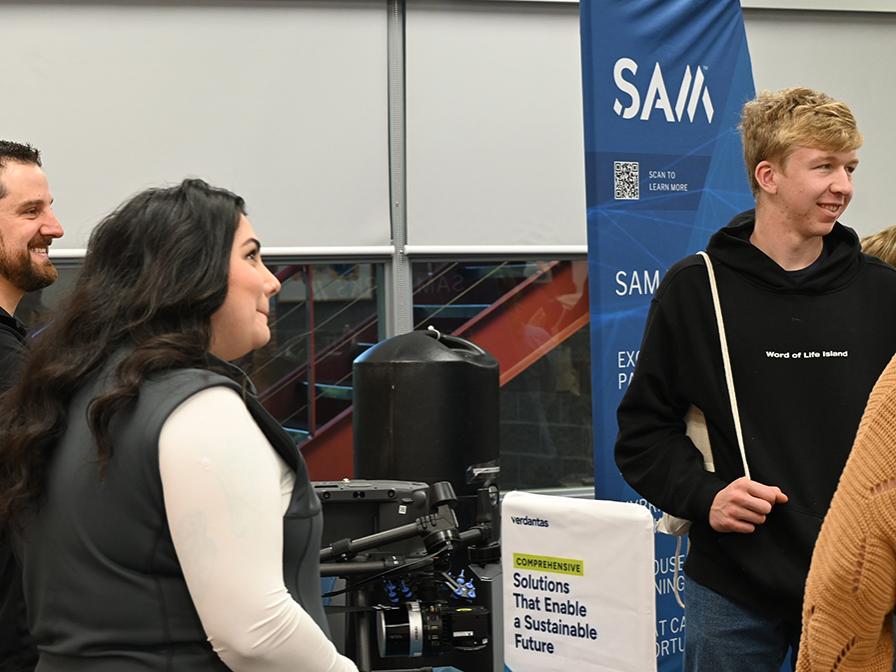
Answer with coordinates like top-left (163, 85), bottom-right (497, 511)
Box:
top-left (0, 235), bottom-right (58, 292)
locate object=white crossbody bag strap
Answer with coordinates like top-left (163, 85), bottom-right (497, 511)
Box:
top-left (670, 252), bottom-right (749, 610)
top-left (697, 251), bottom-right (749, 479)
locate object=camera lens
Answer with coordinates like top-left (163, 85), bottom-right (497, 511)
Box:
top-left (376, 601), bottom-right (489, 658)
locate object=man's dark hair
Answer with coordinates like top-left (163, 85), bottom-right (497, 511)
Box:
top-left (0, 141), bottom-right (42, 199)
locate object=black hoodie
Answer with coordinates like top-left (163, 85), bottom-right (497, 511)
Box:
top-left (616, 210), bottom-right (896, 624)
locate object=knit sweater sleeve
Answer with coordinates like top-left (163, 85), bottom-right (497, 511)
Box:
top-left (159, 386), bottom-right (357, 672)
top-left (796, 355), bottom-right (896, 672)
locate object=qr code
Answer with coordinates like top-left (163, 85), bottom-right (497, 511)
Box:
top-left (614, 161), bottom-right (640, 200)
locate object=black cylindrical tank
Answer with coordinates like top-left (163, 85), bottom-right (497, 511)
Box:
top-left (352, 330), bottom-right (498, 494)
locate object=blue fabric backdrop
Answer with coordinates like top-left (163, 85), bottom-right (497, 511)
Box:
top-left (581, 1), bottom-right (756, 669)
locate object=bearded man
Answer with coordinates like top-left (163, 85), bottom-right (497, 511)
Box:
top-left (0, 140), bottom-right (63, 671)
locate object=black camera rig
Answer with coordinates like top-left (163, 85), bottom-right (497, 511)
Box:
top-left (317, 479), bottom-right (501, 672)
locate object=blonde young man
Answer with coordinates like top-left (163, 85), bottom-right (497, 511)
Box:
top-left (615, 88), bottom-right (896, 671)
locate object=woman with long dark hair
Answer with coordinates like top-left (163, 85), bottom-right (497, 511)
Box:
top-left (0, 179), bottom-right (357, 671)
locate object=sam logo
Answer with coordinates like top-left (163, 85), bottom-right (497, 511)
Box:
top-left (612, 57), bottom-right (714, 124)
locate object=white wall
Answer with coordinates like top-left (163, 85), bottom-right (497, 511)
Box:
top-left (1, 1), bottom-right (391, 253)
top-left (405, 1), bottom-right (586, 254)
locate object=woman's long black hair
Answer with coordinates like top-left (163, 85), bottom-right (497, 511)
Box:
top-left (0, 178), bottom-right (245, 522)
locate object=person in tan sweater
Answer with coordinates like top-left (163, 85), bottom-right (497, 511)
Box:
top-left (797, 353), bottom-right (896, 671)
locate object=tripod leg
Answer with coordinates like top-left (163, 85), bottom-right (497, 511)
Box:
top-left (353, 587), bottom-right (372, 672)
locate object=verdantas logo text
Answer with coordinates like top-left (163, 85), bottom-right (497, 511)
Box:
top-left (510, 515), bottom-right (549, 528)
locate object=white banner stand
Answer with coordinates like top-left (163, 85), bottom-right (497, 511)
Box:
top-left (502, 491), bottom-right (655, 672)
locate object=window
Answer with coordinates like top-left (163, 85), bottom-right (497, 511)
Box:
top-left (242, 262), bottom-right (383, 443)
top-left (412, 260), bottom-right (592, 491)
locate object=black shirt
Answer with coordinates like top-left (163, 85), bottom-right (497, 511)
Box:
top-left (0, 308), bottom-right (35, 672)
top-left (0, 308), bottom-right (25, 392)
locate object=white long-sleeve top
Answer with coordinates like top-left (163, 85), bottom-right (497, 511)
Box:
top-left (158, 386), bottom-right (358, 672)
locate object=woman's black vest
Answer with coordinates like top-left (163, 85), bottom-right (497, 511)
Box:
top-left (17, 363), bottom-right (326, 671)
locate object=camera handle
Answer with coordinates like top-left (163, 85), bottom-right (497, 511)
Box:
top-left (320, 482), bottom-right (461, 563)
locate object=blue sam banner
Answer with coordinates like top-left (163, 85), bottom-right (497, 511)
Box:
top-left (580, 1), bottom-right (755, 670)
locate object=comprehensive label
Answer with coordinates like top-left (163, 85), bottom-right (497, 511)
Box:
top-left (512, 553), bottom-right (584, 576)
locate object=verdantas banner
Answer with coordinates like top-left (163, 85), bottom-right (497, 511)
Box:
top-left (580, 1), bottom-right (755, 670)
top-left (501, 493), bottom-right (655, 672)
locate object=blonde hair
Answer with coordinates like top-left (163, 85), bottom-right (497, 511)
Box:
top-left (740, 87), bottom-right (862, 196)
top-left (862, 226), bottom-right (896, 267)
